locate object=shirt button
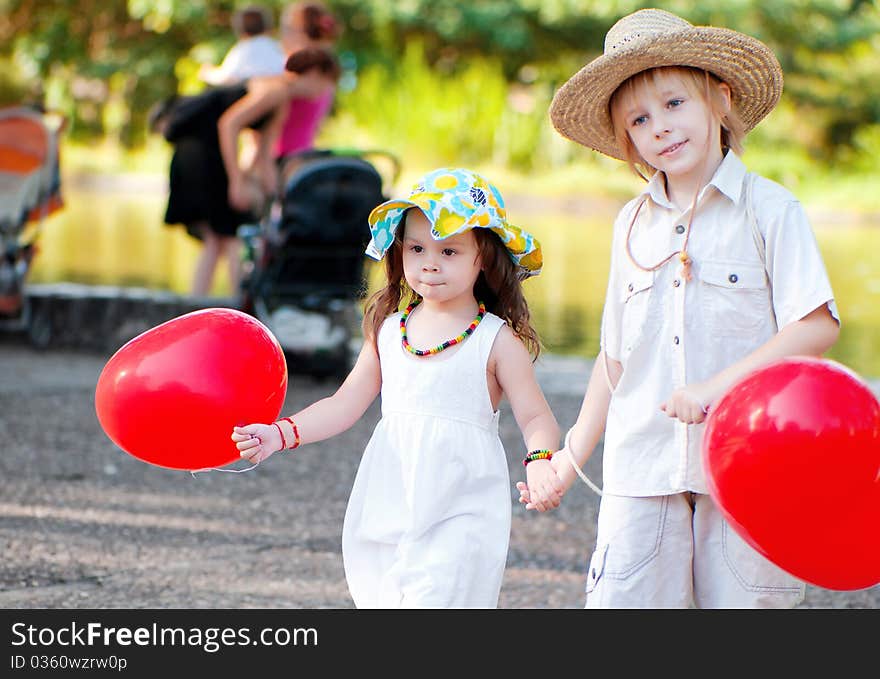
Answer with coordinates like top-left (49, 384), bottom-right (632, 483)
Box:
top-left (627, 283), bottom-right (634, 292)
top-left (673, 335), bottom-right (680, 345)
top-left (728, 273), bottom-right (739, 284)
top-left (672, 278), bottom-right (680, 287)
top-left (675, 224), bottom-right (685, 234)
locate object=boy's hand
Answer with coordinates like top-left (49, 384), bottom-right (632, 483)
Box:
top-left (660, 383), bottom-right (713, 424)
top-left (520, 460), bottom-right (565, 512)
top-left (231, 424), bottom-right (281, 464)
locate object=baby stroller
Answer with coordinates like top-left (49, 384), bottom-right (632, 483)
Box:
top-left (238, 148), bottom-right (399, 378)
top-left (0, 106), bottom-right (64, 345)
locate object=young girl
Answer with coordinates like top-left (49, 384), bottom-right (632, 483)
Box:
top-left (521, 9), bottom-right (841, 608)
top-left (232, 168), bottom-right (563, 608)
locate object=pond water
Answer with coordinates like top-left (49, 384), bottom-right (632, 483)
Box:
top-left (26, 181), bottom-right (880, 378)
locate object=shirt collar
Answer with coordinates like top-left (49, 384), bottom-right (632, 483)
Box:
top-left (710, 151), bottom-right (747, 204)
top-left (641, 150), bottom-right (748, 208)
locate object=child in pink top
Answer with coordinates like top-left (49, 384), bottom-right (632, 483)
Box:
top-left (274, 88), bottom-right (334, 157)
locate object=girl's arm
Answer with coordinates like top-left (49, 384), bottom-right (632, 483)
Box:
top-left (232, 341), bottom-right (382, 463)
top-left (248, 98), bottom-right (288, 197)
top-left (217, 77), bottom-right (289, 211)
top-left (219, 72), bottom-right (335, 211)
top-left (491, 328), bottom-right (562, 512)
top-left (661, 303), bottom-right (840, 424)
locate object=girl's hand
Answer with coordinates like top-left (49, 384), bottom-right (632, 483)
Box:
top-left (231, 424), bottom-right (282, 464)
top-left (228, 176), bottom-right (252, 212)
top-left (256, 158), bottom-right (279, 197)
top-left (516, 481), bottom-right (531, 507)
top-left (660, 383), bottom-right (713, 424)
top-left (522, 460), bottom-right (565, 512)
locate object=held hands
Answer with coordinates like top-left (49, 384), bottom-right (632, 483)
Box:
top-left (659, 382), bottom-right (714, 424)
top-left (516, 458), bottom-right (565, 512)
top-left (231, 424), bottom-right (282, 464)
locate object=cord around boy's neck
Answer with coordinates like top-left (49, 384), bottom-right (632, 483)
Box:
top-left (627, 124), bottom-right (723, 281)
top-left (625, 183), bottom-right (699, 281)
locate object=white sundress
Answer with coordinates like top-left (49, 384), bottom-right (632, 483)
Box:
top-left (341, 310), bottom-right (512, 608)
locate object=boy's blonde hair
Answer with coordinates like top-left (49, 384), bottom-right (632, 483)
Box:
top-left (609, 66), bottom-right (746, 181)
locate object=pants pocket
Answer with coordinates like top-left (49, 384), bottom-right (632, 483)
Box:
top-left (722, 521), bottom-right (805, 597)
top-left (585, 543), bottom-right (608, 595)
top-left (585, 495), bottom-right (670, 605)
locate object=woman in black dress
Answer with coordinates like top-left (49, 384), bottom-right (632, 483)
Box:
top-left (163, 47), bottom-right (339, 296)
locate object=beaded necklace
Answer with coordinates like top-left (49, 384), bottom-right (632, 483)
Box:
top-left (400, 300), bottom-right (486, 356)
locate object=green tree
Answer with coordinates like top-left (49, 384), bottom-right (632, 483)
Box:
top-left (1, 0), bottom-right (877, 162)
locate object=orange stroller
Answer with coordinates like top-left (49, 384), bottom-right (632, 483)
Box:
top-left (0, 105), bottom-right (65, 343)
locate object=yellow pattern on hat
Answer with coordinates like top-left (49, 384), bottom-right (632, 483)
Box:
top-left (366, 167), bottom-right (543, 279)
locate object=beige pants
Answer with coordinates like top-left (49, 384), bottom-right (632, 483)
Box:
top-left (585, 492), bottom-right (805, 608)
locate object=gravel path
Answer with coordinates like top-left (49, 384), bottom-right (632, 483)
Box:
top-left (0, 338), bottom-right (877, 609)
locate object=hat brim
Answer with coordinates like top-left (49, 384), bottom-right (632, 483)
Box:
top-left (368, 199), bottom-right (424, 227)
top-left (365, 198), bottom-right (543, 279)
top-left (549, 27), bottom-right (783, 160)
top-left (364, 199), bottom-right (426, 261)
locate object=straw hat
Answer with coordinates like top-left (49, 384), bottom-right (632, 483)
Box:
top-left (549, 8), bottom-right (783, 160)
top-left (366, 168), bottom-right (543, 279)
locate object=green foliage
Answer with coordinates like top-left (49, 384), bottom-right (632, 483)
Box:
top-left (331, 41), bottom-right (510, 167)
top-left (0, 57), bottom-right (36, 106)
top-left (1, 0), bottom-right (878, 179)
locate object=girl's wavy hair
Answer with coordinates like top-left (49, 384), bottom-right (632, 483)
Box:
top-left (609, 66), bottom-right (746, 181)
top-left (362, 215), bottom-right (542, 360)
top-left (284, 45), bottom-right (341, 82)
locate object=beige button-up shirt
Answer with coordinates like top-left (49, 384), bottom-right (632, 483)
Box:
top-left (600, 152), bottom-right (839, 496)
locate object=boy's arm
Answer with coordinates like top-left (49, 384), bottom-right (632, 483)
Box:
top-left (554, 350), bottom-right (618, 492)
top-left (232, 341), bottom-right (382, 462)
top-left (201, 43), bottom-right (247, 85)
top-left (661, 303), bottom-right (840, 424)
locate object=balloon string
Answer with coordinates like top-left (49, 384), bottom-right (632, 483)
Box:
top-left (190, 461), bottom-right (260, 477)
top-left (563, 427), bottom-right (603, 497)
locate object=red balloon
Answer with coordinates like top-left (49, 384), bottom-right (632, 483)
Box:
top-left (702, 357), bottom-right (880, 591)
top-left (95, 308), bottom-right (287, 471)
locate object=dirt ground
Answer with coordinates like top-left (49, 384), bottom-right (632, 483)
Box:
top-left (0, 337), bottom-right (877, 609)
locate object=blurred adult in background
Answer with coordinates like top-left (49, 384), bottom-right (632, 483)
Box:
top-left (199, 4), bottom-right (285, 86)
top-left (162, 47), bottom-right (340, 297)
top-left (274, 2), bottom-right (342, 162)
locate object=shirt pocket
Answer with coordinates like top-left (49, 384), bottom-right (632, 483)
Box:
top-left (697, 261), bottom-right (769, 337)
top-left (619, 269), bottom-right (656, 353)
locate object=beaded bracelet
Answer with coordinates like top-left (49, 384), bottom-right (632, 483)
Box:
top-left (522, 449), bottom-right (554, 467)
top-left (281, 417), bottom-right (301, 450)
top-left (272, 422), bottom-right (289, 450)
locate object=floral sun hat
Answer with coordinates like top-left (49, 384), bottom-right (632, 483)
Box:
top-left (366, 167), bottom-right (542, 279)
